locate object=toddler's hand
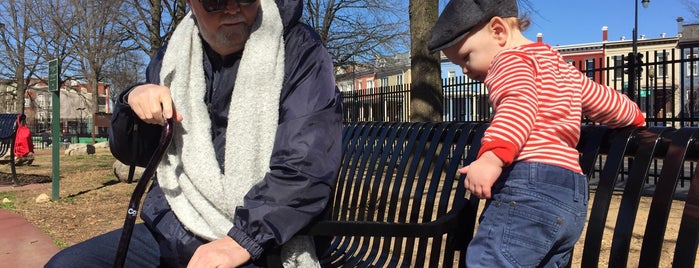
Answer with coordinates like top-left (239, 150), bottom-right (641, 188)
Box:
top-left (459, 151), bottom-right (503, 199)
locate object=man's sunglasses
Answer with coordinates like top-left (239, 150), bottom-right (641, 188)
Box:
top-left (199, 0), bottom-right (257, 13)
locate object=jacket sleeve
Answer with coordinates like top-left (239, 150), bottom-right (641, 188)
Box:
top-left (108, 48), bottom-right (167, 166)
top-left (228, 25), bottom-right (343, 259)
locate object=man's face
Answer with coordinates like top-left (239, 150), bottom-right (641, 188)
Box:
top-left (188, 0), bottom-right (261, 56)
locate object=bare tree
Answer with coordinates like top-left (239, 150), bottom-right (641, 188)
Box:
top-left (32, 0), bottom-right (81, 75)
top-left (109, 0), bottom-right (186, 101)
top-left (55, 0), bottom-right (132, 143)
top-left (103, 50), bottom-right (144, 104)
top-left (304, 0), bottom-right (409, 68)
top-left (683, 0), bottom-right (699, 24)
top-left (0, 0), bottom-right (42, 114)
top-left (121, 0), bottom-right (188, 57)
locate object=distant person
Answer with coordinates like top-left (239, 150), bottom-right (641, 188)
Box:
top-left (14, 114), bottom-right (34, 166)
top-left (41, 130), bottom-right (51, 147)
top-left (429, 0), bottom-right (645, 266)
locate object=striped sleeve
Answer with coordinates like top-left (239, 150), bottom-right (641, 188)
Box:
top-left (580, 77), bottom-right (645, 128)
top-left (473, 43), bottom-right (644, 172)
top-left (479, 52), bottom-right (538, 165)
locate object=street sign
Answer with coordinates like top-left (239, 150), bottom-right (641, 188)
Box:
top-left (48, 59), bottom-right (59, 92)
top-left (640, 89), bottom-right (649, 98)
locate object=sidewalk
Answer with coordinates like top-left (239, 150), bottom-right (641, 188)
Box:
top-left (0, 208), bottom-right (59, 267)
top-left (0, 183), bottom-right (58, 267)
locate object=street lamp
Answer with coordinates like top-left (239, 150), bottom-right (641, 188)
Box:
top-left (76, 107), bottom-right (86, 137)
top-left (629, 0), bottom-right (650, 101)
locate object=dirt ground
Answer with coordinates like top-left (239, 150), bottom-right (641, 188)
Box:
top-left (0, 149), bottom-right (696, 266)
top-left (555, 194), bottom-right (691, 267)
top-left (0, 149), bottom-right (135, 249)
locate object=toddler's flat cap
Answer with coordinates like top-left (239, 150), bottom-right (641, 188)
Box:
top-left (428, 0), bottom-right (518, 53)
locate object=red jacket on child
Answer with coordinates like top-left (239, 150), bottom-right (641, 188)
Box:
top-left (14, 115), bottom-right (34, 158)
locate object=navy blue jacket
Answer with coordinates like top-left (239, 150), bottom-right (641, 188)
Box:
top-left (109, 2), bottom-right (342, 265)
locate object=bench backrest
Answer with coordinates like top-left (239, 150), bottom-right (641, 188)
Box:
top-left (577, 125), bottom-right (699, 267)
top-left (640, 127), bottom-right (699, 267)
top-left (323, 121), bottom-right (483, 267)
top-left (0, 113), bottom-right (19, 157)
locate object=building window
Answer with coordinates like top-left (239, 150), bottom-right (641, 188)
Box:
top-left (448, 70), bottom-right (456, 78)
top-left (656, 52), bottom-right (667, 77)
top-left (37, 94), bottom-right (45, 107)
top-left (585, 59), bottom-right (595, 79)
top-left (614, 56), bottom-right (624, 80)
top-left (688, 53), bottom-right (698, 77)
top-left (397, 74), bottom-right (404, 86)
top-left (346, 82), bottom-right (355, 92)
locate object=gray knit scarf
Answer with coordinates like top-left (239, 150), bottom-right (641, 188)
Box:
top-left (156, 0), bottom-right (318, 266)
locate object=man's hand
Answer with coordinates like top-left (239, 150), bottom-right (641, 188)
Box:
top-left (458, 151), bottom-right (504, 199)
top-left (187, 236), bottom-right (252, 268)
top-left (126, 84), bottom-right (183, 125)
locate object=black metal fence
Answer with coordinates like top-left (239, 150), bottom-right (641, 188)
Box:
top-left (340, 48), bottom-right (699, 195)
top-left (341, 48), bottom-right (699, 128)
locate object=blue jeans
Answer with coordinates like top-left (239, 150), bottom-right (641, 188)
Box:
top-left (465, 162), bottom-right (588, 268)
top-left (44, 224), bottom-right (161, 268)
top-left (44, 222), bottom-right (265, 267)
top-left (45, 181), bottom-right (267, 267)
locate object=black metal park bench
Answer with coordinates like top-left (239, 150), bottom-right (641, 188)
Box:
top-left (0, 113), bottom-right (19, 186)
top-left (261, 122), bottom-right (699, 268)
top-left (123, 120), bottom-right (699, 267)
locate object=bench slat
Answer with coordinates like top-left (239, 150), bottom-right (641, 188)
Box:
top-left (674, 160), bottom-right (699, 267)
top-left (578, 125), bottom-right (610, 178)
top-left (608, 127), bottom-right (673, 267)
top-left (639, 127), bottom-right (699, 267)
top-left (581, 127), bottom-right (640, 266)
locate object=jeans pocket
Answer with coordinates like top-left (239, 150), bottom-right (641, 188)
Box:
top-left (501, 201), bottom-right (562, 268)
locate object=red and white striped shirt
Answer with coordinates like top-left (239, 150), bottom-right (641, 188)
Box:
top-left (480, 43), bottom-right (645, 173)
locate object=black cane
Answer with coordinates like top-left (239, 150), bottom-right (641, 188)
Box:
top-left (113, 119), bottom-right (174, 268)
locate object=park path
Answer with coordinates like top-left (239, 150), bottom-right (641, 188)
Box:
top-left (0, 208), bottom-right (59, 267)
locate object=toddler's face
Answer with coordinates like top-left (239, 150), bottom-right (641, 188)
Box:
top-left (442, 21), bottom-right (502, 82)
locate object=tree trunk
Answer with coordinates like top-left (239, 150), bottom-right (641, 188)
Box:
top-left (14, 68), bottom-right (26, 114)
top-left (409, 0), bottom-right (442, 122)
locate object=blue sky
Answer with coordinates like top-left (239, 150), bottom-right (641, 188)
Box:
top-left (439, 0), bottom-right (697, 46)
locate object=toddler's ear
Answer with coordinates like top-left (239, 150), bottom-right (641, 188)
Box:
top-left (488, 17), bottom-right (509, 46)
